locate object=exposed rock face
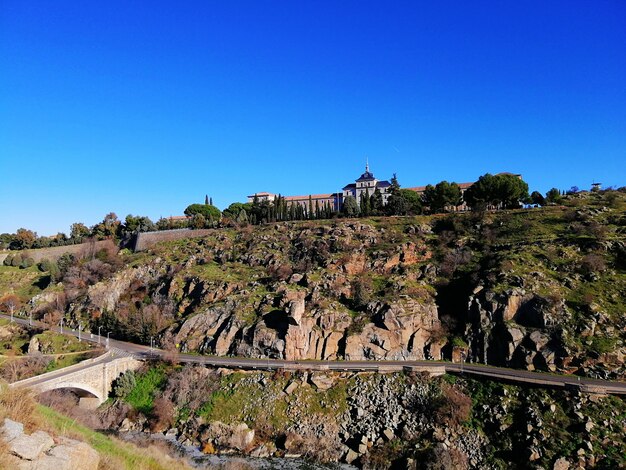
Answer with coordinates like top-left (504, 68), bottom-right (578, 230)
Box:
top-left (0, 418), bottom-right (100, 470)
top-left (345, 299), bottom-right (442, 361)
top-left (168, 293), bottom-right (440, 361)
top-left (200, 421), bottom-right (255, 452)
top-left (467, 288), bottom-right (573, 373)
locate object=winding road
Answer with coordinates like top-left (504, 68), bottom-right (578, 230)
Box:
top-left (3, 313), bottom-right (625, 395)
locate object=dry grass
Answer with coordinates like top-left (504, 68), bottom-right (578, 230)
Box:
top-left (0, 381), bottom-right (192, 470)
top-left (0, 382), bottom-right (39, 431)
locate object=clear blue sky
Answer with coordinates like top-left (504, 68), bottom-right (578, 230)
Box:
top-left (1, 1), bottom-right (624, 235)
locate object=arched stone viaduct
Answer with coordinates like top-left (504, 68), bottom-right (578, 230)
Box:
top-left (9, 350), bottom-right (142, 408)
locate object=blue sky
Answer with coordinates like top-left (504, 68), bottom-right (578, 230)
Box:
top-left (1, 1), bottom-right (624, 235)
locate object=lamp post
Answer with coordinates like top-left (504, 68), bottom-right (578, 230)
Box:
top-left (29, 311), bottom-right (32, 327)
top-left (150, 336), bottom-right (154, 356)
top-left (106, 331), bottom-right (110, 349)
top-left (59, 317), bottom-right (64, 334)
top-left (98, 326), bottom-right (102, 345)
top-left (78, 323), bottom-right (81, 342)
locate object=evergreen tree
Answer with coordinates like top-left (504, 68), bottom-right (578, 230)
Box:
top-left (342, 196), bottom-right (359, 217)
top-left (205, 195), bottom-right (209, 205)
top-left (371, 188), bottom-right (384, 214)
top-left (308, 195), bottom-right (314, 220)
top-left (315, 200), bottom-right (320, 219)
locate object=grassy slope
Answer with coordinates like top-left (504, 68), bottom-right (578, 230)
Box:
top-left (0, 382), bottom-right (191, 470)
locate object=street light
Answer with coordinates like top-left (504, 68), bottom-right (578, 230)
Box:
top-left (29, 311), bottom-right (32, 327)
top-left (60, 318), bottom-right (64, 334)
top-left (98, 326), bottom-right (102, 345)
top-left (106, 331), bottom-right (110, 349)
top-left (150, 336), bottom-right (154, 356)
top-left (78, 323), bottom-right (81, 342)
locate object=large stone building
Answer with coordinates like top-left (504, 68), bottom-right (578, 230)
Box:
top-left (248, 163), bottom-right (392, 211)
top-left (341, 162), bottom-right (392, 205)
top-left (247, 165), bottom-right (521, 213)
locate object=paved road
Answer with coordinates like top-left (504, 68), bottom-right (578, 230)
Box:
top-left (3, 313), bottom-right (626, 395)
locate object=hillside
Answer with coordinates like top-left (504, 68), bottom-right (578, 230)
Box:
top-left (2, 190), bottom-right (623, 380)
top-left (1, 190), bottom-right (625, 468)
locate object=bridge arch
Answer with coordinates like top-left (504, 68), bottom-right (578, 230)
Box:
top-left (34, 381), bottom-right (104, 404)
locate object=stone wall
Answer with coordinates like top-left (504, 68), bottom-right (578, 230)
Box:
top-left (133, 228), bottom-right (214, 251)
top-left (0, 239), bottom-right (116, 264)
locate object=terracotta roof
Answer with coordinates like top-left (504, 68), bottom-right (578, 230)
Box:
top-left (284, 194), bottom-right (334, 201)
top-left (247, 192), bottom-right (274, 197)
top-left (167, 215), bottom-right (190, 221)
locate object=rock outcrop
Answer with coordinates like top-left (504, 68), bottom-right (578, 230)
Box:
top-left (0, 418), bottom-right (100, 470)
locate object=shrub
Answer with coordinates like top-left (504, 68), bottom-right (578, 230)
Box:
top-left (433, 383), bottom-right (471, 427)
top-left (19, 257), bottom-right (35, 269)
top-left (579, 254), bottom-right (606, 276)
top-left (111, 370), bottom-right (137, 399)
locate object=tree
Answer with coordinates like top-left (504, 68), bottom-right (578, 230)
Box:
top-left (184, 203), bottom-right (221, 221)
top-left (399, 189), bottom-right (423, 214)
top-left (342, 196), bottom-right (359, 217)
top-left (223, 202), bottom-right (252, 219)
top-left (530, 191), bottom-right (545, 206)
top-left (545, 188), bottom-right (562, 205)
top-left (11, 228), bottom-right (37, 250)
top-left (205, 194), bottom-right (209, 205)
top-left (464, 173), bottom-right (529, 210)
top-left (0, 294), bottom-right (21, 318)
top-left (423, 181), bottom-right (462, 213)
top-left (70, 223), bottom-right (90, 240)
top-left (122, 215), bottom-right (155, 234)
top-left (370, 188), bottom-right (384, 215)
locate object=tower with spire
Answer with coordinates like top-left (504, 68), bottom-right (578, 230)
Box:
top-left (341, 160), bottom-right (392, 207)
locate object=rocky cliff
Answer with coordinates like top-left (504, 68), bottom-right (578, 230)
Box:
top-left (24, 191), bottom-right (626, 378)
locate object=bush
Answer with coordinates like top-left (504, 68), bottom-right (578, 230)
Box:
top-left (433, 383), bottom-right (471, 427)
top-left (19, 257), bottom-right (34, 269)
top-left (111, 371), bottom-right (137, 399)
top-left (10, 253), bottom-right (23, 267)
top-left (579, 253), bottom-right (606, 276)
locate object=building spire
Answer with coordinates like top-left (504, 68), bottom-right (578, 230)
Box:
top-left (365, 156), bottom-right (369, 173)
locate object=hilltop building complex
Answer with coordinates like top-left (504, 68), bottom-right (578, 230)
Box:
top-left (247, 164), bottom-right (506, 212)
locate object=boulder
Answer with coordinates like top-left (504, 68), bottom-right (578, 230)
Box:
top-left (309, 373), bottom-right (335, 391)
top-left (1, 418), bottom-right (24, 442)
top-left (46, 438), bottom-right (100, 470)
top-left (8, 430), bottom-right (54, 461)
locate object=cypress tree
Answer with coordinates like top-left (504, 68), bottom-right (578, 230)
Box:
top-left (205, 195), bottom-right (209, 205)
top-left (308, 195), bottom-right (314, 220)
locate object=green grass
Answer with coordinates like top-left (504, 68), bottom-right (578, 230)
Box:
top-left (0, 265), bottom-right (49, 299)
top-left (35, 330), bottom-right (94, 354)
top-left (37, 405), bottom-right (186, 470)
top-left (125, 366), bottom-right (167, 414)
top-left (44, 351), bottom-right (100, 373)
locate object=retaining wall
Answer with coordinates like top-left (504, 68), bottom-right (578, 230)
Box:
top-left (133, 229), bottom-right (214, 251)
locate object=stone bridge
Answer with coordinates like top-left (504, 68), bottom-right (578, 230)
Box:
top-left (10, 350), bottom-right (143, 408)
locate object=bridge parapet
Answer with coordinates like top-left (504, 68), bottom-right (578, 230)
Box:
top-left (10, 352), bottom-right (143, 406)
